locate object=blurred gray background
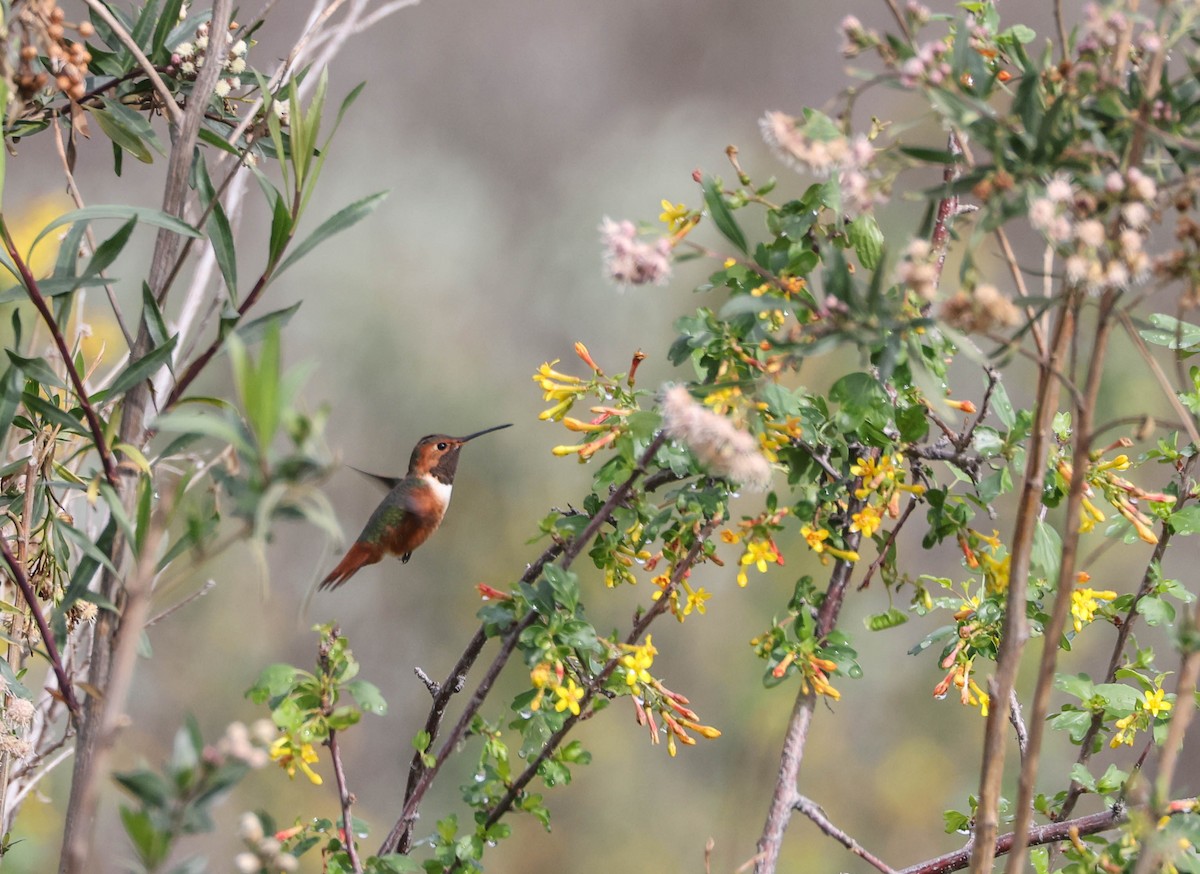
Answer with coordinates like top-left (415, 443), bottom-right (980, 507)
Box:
top-left (9, 0), bottom-right (1190, 871)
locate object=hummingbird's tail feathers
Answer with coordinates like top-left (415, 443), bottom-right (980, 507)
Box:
top-left (319, 541), bottom-right (382, 590)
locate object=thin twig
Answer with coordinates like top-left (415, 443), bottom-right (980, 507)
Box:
top-left (1052, 0), bottom-right (1068, 65)
top-left (0, 539), bottom-right (81, 722)
top-left (970, 292), bottom-right (1074, 874)
top-left (78, 0), bottom-right (182, 127)
top-left (858, 496), bottom-right (918, 590)
top-left (880, 0), bottom-right (912, 44)
top-left (51, 118), bottom-right (135, 350)
top-left (327, 730), bottom-right (362, 873)
top-left (1007, 689), bottom-right (1028, 759)
top-left (0, 223), bottom-right (119, 487)
top-left (146, 579), bottom-right (216, 627)
top-left (1117, 310), bottom-right (1200, 447)
top-left (793, 794), bottom-right (895, 874)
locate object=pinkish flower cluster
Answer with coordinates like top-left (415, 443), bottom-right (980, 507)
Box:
top-left (759, 111), bottom-right (883, 214)
top-left (1027, 169), bottom-right (1157, 293)
top-left (898, 40), bottom-right (952, 88)
top-left (896, 239), bottom-right (940, 302)
top-left (660, 385), bottom-right (772, 491)
top-left (599, 218), bottom-right (673, 287)
top-left (839, 15), bottom-right (878, 57)
top-left (940, 283), bottom-right (1022, 334)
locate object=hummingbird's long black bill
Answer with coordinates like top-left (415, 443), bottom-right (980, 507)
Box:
top-left (457, 423), bottom-right (513, 443)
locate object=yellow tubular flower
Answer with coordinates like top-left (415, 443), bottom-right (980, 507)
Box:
top-left (659, 200), bottom-right (689, 232)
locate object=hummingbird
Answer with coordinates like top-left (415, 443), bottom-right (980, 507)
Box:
top-left (319, 424), bottom-right (512, 590)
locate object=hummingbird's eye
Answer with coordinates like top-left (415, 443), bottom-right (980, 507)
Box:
top-left (437, 442), bottom-right (448, 450)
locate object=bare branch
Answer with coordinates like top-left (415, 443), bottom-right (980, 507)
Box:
top-left (0, 539), bottom-right (81, 722)
top-left (793, 794), bottom-right (895, 874)
top-left (0, 222), bottom-right (120, 487)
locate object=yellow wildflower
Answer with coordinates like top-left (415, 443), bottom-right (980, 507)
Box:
top-left (1142, 687), bottom-right (1172, 718)
top-left (741, 539), bottom-right (779, 572)
top-left (850, 505), bottom-right (883, 538)
top-left (659, 200), bottom-right (689, 232)
top-left (682, 583), bottom-right (711, 617)
top-left (269, 737), bottom-right (323, 785)
top-left (1070, 587), bottom-right (1117, 633)
top-left (621, 636), bottom-right (657, 687)
top-left (981, 551), bottom-right (1011, 594)
top-left (554, 678), bottom-right (585, 716)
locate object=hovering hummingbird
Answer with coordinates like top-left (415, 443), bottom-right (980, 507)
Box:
top-left (319, 424), bottom-right (512, 590)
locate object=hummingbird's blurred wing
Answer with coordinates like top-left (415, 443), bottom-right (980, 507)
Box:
top-left (349, 465), bottom-right (403, 491)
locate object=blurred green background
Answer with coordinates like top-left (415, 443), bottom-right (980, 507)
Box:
top-left (5, 0), bottom-right (1196, 871)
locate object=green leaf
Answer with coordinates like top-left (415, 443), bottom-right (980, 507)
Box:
top-left (0, 366), bottom-right (24, 449)
top-left (702, 176), bottom-right (748, 254)
top-left (119, 806), bottom-right (172, 868)
top-left (21, 392), bottom-right (89, 435)
top-left (865, 607), bottom-right (908, 630)
top-left (194, 157), bottom-right (238, 299)
top-left (1168, 505), bottom-right (1200, 535)
top-left (246, 664), bottom-right (299, 703)
top-left (142, 282), bottom-right (171, 349)
top-left (100, 336), bottom-right (177, 400)
top-left (1139, 314), bottom-right (1200, 352)
top-left (32, 206), bottom-right (200, 256)
top-left (1030, 520), bottom-right (1061, 585)
top-left (847, 214), bottom-right (884, 270)
top-left (152, 409), bottom-right (255, 458)
top-left (1136, 596), bottom-right (1174, 626)
top-left (543, 563), bottom-right (580, 613)
top-left (344, 679), bottom-right (388, 715)
top-left (151, 0), bottom-right (186, 55)
top-left (275, 191), bottom-right (389, 277)
top-left (8, 351), bottom-right (65, 388)
top-left (77, 217), bottom-right (137, 285)
top-left (91, 107), bottom-right (155, 163)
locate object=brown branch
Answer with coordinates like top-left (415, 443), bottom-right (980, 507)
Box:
top-left (969, 291), bottom-right (1074, 874)
top-left (879, 0), bottom-right (912, 44)
top-left (858, 495), bottom-right (918, 590)
top-left (754, 522), bottom-right (863, 874)
top-left (0, 538), bottom-right (81, 723)
top-left (902, 805), bottom-right (1128, 874)
top-left (0, 221), bottom-right (119, 487)
top-left (59, 2), bottom-right (234, 868)
top-left (327, 729), bottom-right (362, 874)
top-left (793, 794), bottom-right (895, 874)
top-left (1005, 289), bottom-right (1119, 874)
top-left (1117, 311), bottom-right (1200, 448)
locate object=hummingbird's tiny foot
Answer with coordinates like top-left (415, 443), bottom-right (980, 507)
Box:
top-left (414, 666), bottom-right (440, 696)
